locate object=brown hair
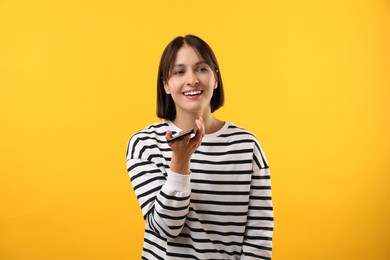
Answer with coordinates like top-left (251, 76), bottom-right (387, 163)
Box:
top-left (156, 35), bottom-right (224, 120)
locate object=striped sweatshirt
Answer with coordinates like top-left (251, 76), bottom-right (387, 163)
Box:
top-left (126, 120), bottom-right (273, 260)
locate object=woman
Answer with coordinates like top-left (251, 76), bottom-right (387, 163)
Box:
top-left (126, 35), bottom-right (273, 259)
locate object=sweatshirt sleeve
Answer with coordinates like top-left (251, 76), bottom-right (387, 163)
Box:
top-left (126, 134), bottom-right (191, 239)
top-left (241, 140), bottom-right (274, 260)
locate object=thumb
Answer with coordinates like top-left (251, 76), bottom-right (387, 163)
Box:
top-left (165, 130), bottom-right (173, 140)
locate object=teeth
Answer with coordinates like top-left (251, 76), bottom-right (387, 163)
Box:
top-left (183, 90), bottom-right (202, 96)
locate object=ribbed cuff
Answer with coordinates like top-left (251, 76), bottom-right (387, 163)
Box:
top-left (165, 169), bottom-right (191, 193)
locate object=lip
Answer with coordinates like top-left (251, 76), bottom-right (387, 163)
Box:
top-left (182, 90), bottom-right (203, 96)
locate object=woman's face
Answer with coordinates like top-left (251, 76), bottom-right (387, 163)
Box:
top-left (164, 45), bottom-right (217, 117)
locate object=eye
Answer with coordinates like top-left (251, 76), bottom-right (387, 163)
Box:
top-left (173, 70), bottom-right (184, 75)
top-left (196, 67), bottom-right (209, 73)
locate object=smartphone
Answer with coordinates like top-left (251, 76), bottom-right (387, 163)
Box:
top-left (167, 129), bottom-right (195, 143)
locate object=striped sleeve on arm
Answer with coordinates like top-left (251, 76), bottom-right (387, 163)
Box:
top-left (126, 133), bottom-right (191, 239)
top-left (242, 139), bottom-right (274, 260)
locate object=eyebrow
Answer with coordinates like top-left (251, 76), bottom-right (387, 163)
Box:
top-left (172, 61), bottom-right (208, 68)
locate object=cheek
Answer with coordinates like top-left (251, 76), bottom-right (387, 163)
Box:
top-left (204, 75), bottom-right (217, 86)
top-left (167, 79), bottom-right (181, 90)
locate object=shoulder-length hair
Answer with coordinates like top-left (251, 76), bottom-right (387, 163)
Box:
top-left (156, 35), bottom-right (224, 120)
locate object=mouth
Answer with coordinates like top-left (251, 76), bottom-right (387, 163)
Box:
top-left (182, 90), bottom-right (203, 96)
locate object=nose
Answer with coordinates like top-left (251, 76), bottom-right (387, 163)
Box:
top-left (186, 71), bottom-right (199, 86)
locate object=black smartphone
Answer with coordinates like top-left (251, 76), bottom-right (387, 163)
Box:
top-left (167, 129), bottom-right (195, 143)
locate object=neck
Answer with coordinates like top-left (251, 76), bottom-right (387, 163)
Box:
top-left (172, 111), bottom-right (223, 134)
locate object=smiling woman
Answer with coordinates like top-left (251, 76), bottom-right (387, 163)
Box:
top-left (157, 35), bottom-right (224, 122)
top-left (164, 46), bottom-right (218, 119)
top-left (126, 35), bottom-right (274, 259)
top-left (1, 1), bottom-right (389, 259)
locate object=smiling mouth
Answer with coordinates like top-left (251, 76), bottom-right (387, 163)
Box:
top-left (183, 90), bottom-right (203, 96)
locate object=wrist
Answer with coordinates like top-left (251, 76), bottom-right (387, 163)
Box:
top-left (171, 155), bottom-right (191, 175)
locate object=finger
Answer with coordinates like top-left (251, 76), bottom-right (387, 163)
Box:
top-left (193, 122), bottom-right (202, 140)
top-left (202, 118), bottom-right (205, 135)
top-left (165, 130), bottom-right (173, 142)
top-left (196, 118), bottom-right (205, 134)
top-left (192, 123), bottom-right (204, 146)
top-left (197, 117), bottom-right (205, 138)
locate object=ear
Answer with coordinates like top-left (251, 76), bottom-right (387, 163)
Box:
top-left (214, 71), bottom-right (218, 89)
top-left (164, 82), bottom-right (170, 94)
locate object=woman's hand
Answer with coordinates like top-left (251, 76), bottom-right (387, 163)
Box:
top-left (166, 117), bottom-right (205, 174)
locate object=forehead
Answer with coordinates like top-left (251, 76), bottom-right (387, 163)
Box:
top-left (173, 45), bottom-right (204, 64)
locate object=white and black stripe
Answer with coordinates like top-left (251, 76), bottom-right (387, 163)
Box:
top-left (126, 121), bottom-right (273, 259)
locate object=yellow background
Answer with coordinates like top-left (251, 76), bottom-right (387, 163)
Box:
top-left (1, 0), bottom-right (389, 259)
